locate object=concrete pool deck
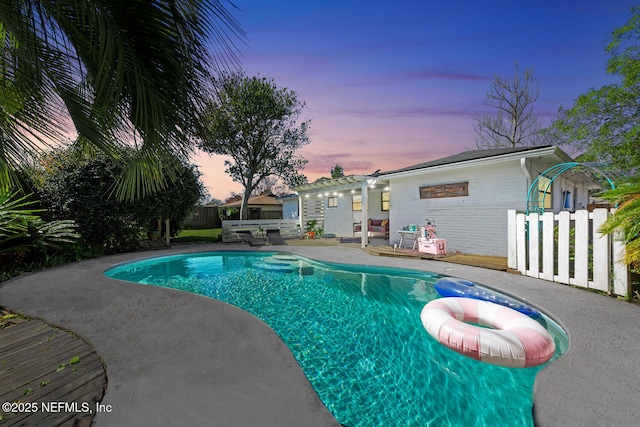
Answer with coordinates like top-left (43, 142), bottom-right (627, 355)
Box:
top-left (0, 243), bottom-right (638, 426)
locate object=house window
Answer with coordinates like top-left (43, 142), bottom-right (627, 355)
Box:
top-left (536, 176), bottom-right (553, 209)
top-left (381, 191), bottom-right (390, 211)
top-left (352, 195), bottom-right (362, 211)
top-left (328, 197), bottom-right (338, 208)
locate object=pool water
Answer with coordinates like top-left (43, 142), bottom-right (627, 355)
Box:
top-left (105, 252), bottom-right (568, 427)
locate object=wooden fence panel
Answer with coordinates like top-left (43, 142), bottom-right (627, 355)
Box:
top-left (183, 207), bottom-right (222, 229)
top-left (508, 208), bottom-right (630, 298)
top-left (301, 198), bottom-right (324, 229)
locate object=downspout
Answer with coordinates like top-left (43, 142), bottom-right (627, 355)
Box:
top-left (520, 157), bottom-right (532, 181)
top-left (521, 157), bottom-right (533, 212)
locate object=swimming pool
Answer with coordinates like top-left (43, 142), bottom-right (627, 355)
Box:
top-left (105, 251), bottom-right (568, 427)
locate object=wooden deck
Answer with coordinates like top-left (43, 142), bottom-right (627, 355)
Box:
top-left (0, 315), bottom-right (106, 427)
top-left (365, 246), bottom-right (509, 271)
top-left (285, 238), bottom-right (510, 271)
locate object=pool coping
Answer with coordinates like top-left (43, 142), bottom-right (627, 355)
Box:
top-left (1, 243), bottom-right (638, 426)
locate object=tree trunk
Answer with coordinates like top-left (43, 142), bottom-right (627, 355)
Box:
top-left (240, 190), bottom-right (251, 220)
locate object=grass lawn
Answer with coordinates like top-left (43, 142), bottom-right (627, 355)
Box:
top-left (173, 228), bottom-right (222, 243)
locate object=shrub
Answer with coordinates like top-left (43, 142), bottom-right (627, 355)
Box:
top-left (0, 191), bottom-right (79, 275)
top-left (139, 163), bottom-right (205, 237)
top-left (36, 148), bottom-right (203, 253)
top-left (38, 154), bottom-right (142, 253)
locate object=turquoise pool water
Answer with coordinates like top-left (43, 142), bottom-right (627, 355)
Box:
top-left (105, 252), bottom-right (568, 427)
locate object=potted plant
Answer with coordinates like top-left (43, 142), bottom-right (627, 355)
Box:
top-left (305, 219), bottom-right (318, 239)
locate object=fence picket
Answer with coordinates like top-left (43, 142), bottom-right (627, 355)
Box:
top-left (527, 213), bottom-right (539, 278)
top-left (541, 212), bottom-right (555, 281)
top-left (612, 227), bottom-right (631, 297)
top-left (592, 209), bottom-right (610, 292)
top-left (556, 211), bottom-right (570, 284)
top-left (573, 210), bottom-right (589, 288)
top-left (507, 210), bottom-right (517, 270)
top-left (516, 213), bottom-right (526, 274)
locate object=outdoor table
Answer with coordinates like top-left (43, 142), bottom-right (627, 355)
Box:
top-left (398, 230), bottom-right (418, 250)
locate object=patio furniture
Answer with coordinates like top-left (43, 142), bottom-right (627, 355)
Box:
top-left (236, 230), bottom-right (266, 247)
top-left (266, 229), bottom-right (287, 245)
top-left (353, 219), bottom-right (389, 238)
top-left (397, 230), bottom-right (418, 250)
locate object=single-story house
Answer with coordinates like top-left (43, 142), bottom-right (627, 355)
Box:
top-left (292, 146), bottom-right (602, 257)
top-left (218, 192), bottom-right (283, 220)
top-left (276, 193), bottom-right (300, 219)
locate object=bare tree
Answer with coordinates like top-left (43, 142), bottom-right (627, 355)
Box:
top-left (474, 64), bottom-right (548, 148)
top-left (251, 176), bottom-right (288, 196)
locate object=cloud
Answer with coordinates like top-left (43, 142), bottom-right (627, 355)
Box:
top-left (395, 69), bottom-right (490, 83)
top-left (303, 67), bottom-right (491, 94)
top-left (303, 151), bottom-right (375, 175)
top-left (336, 105), bottom-right (478, 119)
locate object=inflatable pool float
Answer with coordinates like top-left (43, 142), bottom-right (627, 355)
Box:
top-left (434, 277), bottom-right (541, 318)
top-left (420, 297), bottom-right (555, 368)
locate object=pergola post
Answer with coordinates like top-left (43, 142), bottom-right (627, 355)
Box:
top-left (298, 195), bottom-right (304, 236)
top-left (361, 181), bottom-right (369, 248)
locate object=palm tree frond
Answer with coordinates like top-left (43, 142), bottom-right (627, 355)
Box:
top-left (0, 0), bottom-right (245, 198)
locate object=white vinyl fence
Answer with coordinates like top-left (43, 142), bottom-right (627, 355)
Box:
top-left (508, 209), bottom-right (630, 298)
top-left (221, 219), bottom-right (300, 243)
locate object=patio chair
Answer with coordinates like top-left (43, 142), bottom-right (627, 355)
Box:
top-left (266, 229), bottom-right (287, 245)
top-left (236, 230), bottom-right (266, 247)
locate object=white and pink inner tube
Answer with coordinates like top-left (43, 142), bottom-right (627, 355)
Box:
top-left (421, 297), bottom-right (556, 368)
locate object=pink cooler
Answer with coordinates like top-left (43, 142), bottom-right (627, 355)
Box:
top-left (418, 238), bottom-right (446, 255)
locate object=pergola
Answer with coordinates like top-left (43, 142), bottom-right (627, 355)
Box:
top-left (526, 162), bottom-right (616, 214)
top-left (293, 174), bottom-right (390, 248)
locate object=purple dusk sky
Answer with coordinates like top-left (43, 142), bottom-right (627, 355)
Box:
top-left (197, 0), bottom-right (637, 201)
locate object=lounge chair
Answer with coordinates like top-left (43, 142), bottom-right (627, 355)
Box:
top-left (266, 229), bottom-right (287, 245)
top-left (236, 230), bottom-right (266, 247)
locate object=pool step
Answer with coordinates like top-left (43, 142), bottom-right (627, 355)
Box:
top-left (254, 262), bottom-right (296, 273)
top-left (254, 256), bottom-right (314, 275)
top-left (271, 254), bottom-right (299, 261)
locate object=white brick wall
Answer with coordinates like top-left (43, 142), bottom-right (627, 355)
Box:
top-left (388, 161), bottom-right (528, 256)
